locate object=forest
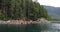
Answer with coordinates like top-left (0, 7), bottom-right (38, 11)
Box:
top-left (0, 0), bottom-right (50, 21)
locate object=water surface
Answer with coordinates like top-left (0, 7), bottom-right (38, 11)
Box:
top-left (0, 22), bottom-right (60, 32)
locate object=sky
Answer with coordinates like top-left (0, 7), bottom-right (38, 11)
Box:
top-left (38, 0), bottom-right (60, 7)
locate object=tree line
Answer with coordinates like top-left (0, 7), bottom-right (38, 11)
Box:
top-left (0, 0), bottom-right (50, 21)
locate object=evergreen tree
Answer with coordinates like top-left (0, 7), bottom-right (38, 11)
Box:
top-left (0, 0), bottom-right (49, 21)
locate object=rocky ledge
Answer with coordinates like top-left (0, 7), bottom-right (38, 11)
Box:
top-left (0, 18), bottom-right (50, 24)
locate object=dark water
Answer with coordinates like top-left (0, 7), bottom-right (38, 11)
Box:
top-left (0, 23), bottom-right (60, 32)
top-left (0, 24), bottom-right (48, 32)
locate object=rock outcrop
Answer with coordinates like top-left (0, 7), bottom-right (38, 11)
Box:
top-left (0, 18), bottom-right (50, 24)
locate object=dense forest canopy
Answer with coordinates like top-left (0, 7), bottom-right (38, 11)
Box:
top-left (0, 0), bottom-right (49, 21)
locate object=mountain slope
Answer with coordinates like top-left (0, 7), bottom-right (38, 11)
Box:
top-left (43, 5), bottom-right (60, 17)
top-left (43, 5), bottom-right (60, 20)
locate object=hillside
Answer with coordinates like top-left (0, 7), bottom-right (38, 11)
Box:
top-left (43, 5), bottom-right (60, 20)
top-left (0, 0), bottom-right (48, 21)
top-left (44, 5), bottom-right (60, 16)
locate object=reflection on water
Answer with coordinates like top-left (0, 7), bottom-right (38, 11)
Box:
top-left (0, 24), bottom-right (48, 32)
top-left (0, 23), bottom-right (60, 32)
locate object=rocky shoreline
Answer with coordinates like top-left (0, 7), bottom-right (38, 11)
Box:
top-left (0, 18), bottom-right (50, 24)
top-left (0, 20), bottom-right (49, 24)
top-left (0, 20), bottom-right (39, 24)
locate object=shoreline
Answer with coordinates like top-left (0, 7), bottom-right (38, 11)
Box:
top-left (0, 20), bottom-right (49, 24)
top-left (0, 20), bottom-right (39, 24)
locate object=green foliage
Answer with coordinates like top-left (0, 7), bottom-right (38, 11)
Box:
top-left (0, 0), bottom-right (49, 21)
